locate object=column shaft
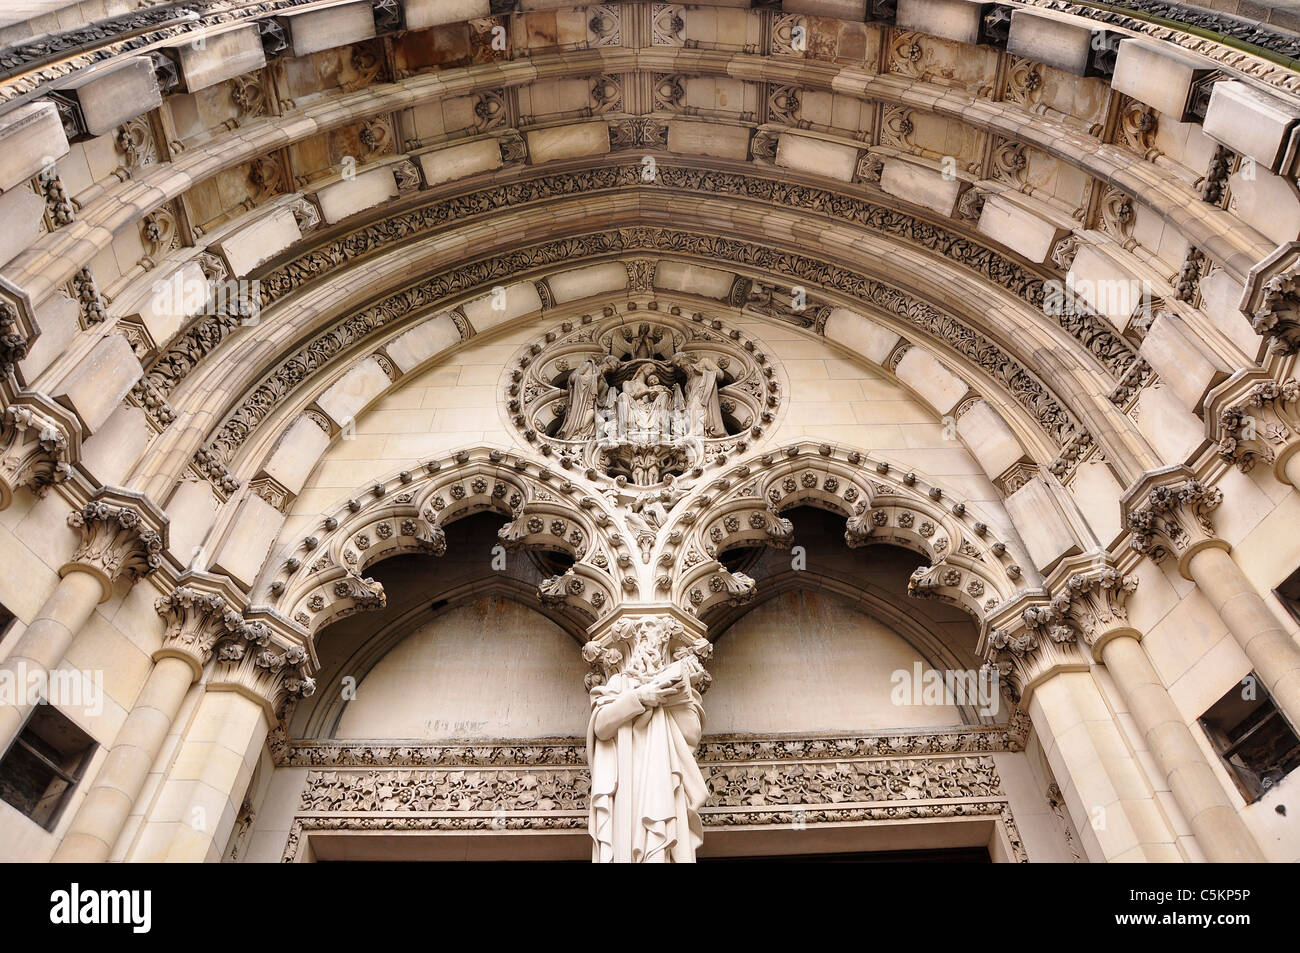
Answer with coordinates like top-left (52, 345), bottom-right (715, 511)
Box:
top-left (0, 570), bottom-right (105, 755)
top-left (1100, 636), bottom-right (1263, 861)
top-left (52, 656), bottom-right (196, 862)
top-left (1187, 546), bottom-right (1300, 729)
top-left (1284, 449), bottom-right (1300, 494)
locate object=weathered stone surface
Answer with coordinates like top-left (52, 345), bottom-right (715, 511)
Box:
top-left (216, 207), bottom-right (303, 277)
top-left (262, 415), bottom-right (331, 497)
top-left (957, 400), bottom-right (1028, 480)
top-left (896, 0), bottom-right (986, 46)
top-left (283, 2), bottom-right (377, 58)
top-left (1138, 312), bottom-right (1228, 411)
top-left (526, 122), bottom-right (610, 163)
top-left (384, 314), bottom-right (461, 373)
top-left (315, 357), bottom-right (391, 428)
top-left (653, 261), bottom-right (735, 300)
top-left (670, 121), bottom-right (752, 161)
top-left (133, 261), bottom-right (208, 348)
top-left (894, 346), bottom-right (968, 415)
top-left (1111, 40), bottom-right (1213, 121)
top-left (402, 0), bottom-right (489, 30)
top-left (463, 281), bottom-right (543, 333)
top-left (171, 25), bottom-right (266, 94)
top-left (52, 333), bottom-right (142, 433)
top-left (0, 184), bottom-right (50, 268)
top-left (823, 308), bottom-right (901, 365)
top-left (1003, 476), bottom-right (1084, 572)
top-left (776, 133), bottom-right (859, 183)
top-left (881, 159), bottom-right (962, 217)
top-left (1067, 245), bottom-right (1142, 332)
top-left (1006, 10), bottom-right (1096, 77)
top-left (61, 56), bottom-right (161, 137)
top-left (79, 405), bottom-right (150, 487)
top-left (315, 167), bottom-right (399, 225)
top-left (547, 263), bottom-right (628, 303)
top-left (782, 0), bottom-right (868, 16)
top-left (0, 101), bottom-right (68, 192)
top-left (976, 194), bottom-right (1064, 264)
top-left (416, 138), bottom-right (503, 188)
top-left (209, 492), bottom-right (285, 590)
top-left (1203, 80), bottom-right (1300, 173)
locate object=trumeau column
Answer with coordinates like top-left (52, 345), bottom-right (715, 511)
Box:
top-left (53, 575), bottom-right (245, 863)
top-left (1208, 372), bottom-right (1300, 491)
top-left (982, 594), bottom-right (1182, 862)
top-left (580, 604), bottom-right (712, 864)
top-left (131, 617), bottom-right (315, 862)
top-left (1122, 466), bottom-right (1300, 729)
top-left (1054, 561), bottom-right (1264, 862)
top-left (0, 487), bottom-right (166, 757)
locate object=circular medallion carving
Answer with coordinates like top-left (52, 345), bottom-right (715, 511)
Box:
top-left (506, 305), bottom-right (780, 486)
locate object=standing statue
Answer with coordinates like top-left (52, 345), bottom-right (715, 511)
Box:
top-left (674, 353), bottom-right (726, 437)
top-left (556, 356), bottom-right (616, 441)
top-left (584, 616), bottom-right (711, 863)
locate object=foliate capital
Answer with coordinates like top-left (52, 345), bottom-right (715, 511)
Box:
top-left (980, 593), bottom-right (1088, 703)
top-left (582, 605), bottom-right (711, 691)
top-left (64, 488), bottom-right (168, 599)
top-left (1210, 375), bottom-right (1299, 479)
top-left (1054, 566), bottom-right (1139, 656)
top-left (0, 396), bottom-right (78, 508)
top-left (1121, 468), bottom-right (1225, 575)
top-left (210, 621), bottom-right (316, 719)
top-left (154, 585), bottom-right (244, 676)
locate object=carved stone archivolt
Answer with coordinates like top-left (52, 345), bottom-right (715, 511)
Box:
top-left (508, 306), bottom-right (779, 486)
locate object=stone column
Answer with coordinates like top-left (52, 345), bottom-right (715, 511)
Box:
top-left (53, 580), bottom-right (243, 863)
top-left (129, 621), bottom-right (314, 862)
top-left (0, 489), bottom-right (166, 756)
top-left (1209, 375), bottom-right (1300, 491)
top-left (983, 595), bottom-right (1182, 862)
top-left (1056, 565), bottom-right (1263, 862)
top-left (1123, 468), bottom-right (1300, 728)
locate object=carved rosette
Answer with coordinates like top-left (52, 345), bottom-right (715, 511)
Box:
top-left (1122, 471), bottom-right (1224, 570)
top-left (0, 400), bottom-right (74, 508)
top-left (64, 492), bottom-right (167, 598)
top-left (1212, 377), bottom-right (1299, 476)
top-left (210, 621), bottom-right (317, 718)
top-left (1052, 565), bottom-right (1139, 656)
top-left (155, 585), bottom-right (245, 676)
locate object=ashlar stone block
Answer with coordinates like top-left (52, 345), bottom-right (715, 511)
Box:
top-left (1138, 312), bottom-right (1228, 410)
top-left (956, 400), bottom-right (1029, 480)
top-left (315, 356), bottom-right (391, 428)
top-left (1006, 10), bottom-right (1097, 77)
top-left (894, 346), bottom-right (968, 415)
top-left (209, 493), bottom-right (285, 591)
top-left (261, 415), bottom-right (331, 497)
top-left (669, 121), bottom-right (752, 161)
top-left (1110, 39), bottom-right (1212, 122)
top-left (315, 166), bottom-right (399, 224)
top-left (402, 0), bottom-right (489, 30)
top-left (976, 193), bottom-right (1064, 264)
top-left (822, 308), bottom-right (901, 365)
top-left (463, 281), bottom-right (543, 333)
top-left (1203, 80), bottom-right (1300, 173)
top-left (171, 25), bottom-right (266, 94)
top-left (215, 206), bottom-right (302, 277)
top-left (880, 158), bottom-right (963, 217)
top-left (1003, 476), bottom-right (1084, 573)
top-left (52, 333), bottom-right (142, 433)
top-left (896, 0), bottom-right (988, 46)
top-left (60, 56), bottom-right (161, 138)
top-left (283, 2), bottom-right (377, 58)
top-left (416, 138), bottom-right (503, 188)
top-left (385, 314), bottom-right (461, 373)
top-left (776, 132), bottom-right (859, 183)
top-left (526, 122), bottom-right (610, 163)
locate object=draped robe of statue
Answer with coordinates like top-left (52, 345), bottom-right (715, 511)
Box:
top-left (679, 355), bottom-right (725, 437)
top-left (586, 661), bottom-right (708, 863)
top-left (557, 357), bottom-right (604, 440)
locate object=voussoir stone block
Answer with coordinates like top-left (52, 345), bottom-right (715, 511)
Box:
top-left (416, 138), bottom-right (503, 188)
top-left (1006, 10), bottom-right (1097, 77)
top-left (669, 121), bottom-right (752, 161)
top-left (463, 281), bottom-right (543, 333)
top-left (60, 56), bottom-right (161, 138)
top-left (1110, 39), bottom-right (1213, 122)
top-left (79, 405), bottom-right (150, 487)
top-left (1138, 312), bottom-right (1228, 411)
top-left (1203, 80), bottom-right (1300, 173)
top-left (881, 158), bottom-right (963, 218)
top-left (283, 2), bottom-right (377, 58)
top-left (823, 308), bottom-right (901, 365)
top-left (171, 25), bottom-right (266, 94)
top-left (215, 207), bottom-right (303, 277)
top-left (134, 261), bottom-right (209, 348)
top-left (261, 415), bottom-right (331, 497)
top-left (896, 0), bottom-right (987, 46)
top-left (526, 122), bottom-right (610, 163)
top-left (894, 346), bottom-right (968, 415)
top-left (52, 333), bottom-right (143, 433)
top-left (209, 493), bottom-right (285, 591)
top-left (776, 133), bottom-right (859, 183)
top-left (1003, 476), bottom-right (1084, 573)
top-left (315, 356), bottom-right (391, 428)
top-left (0, 183), bottom-right (48, 268)
top-left (385, 314), bottom-right (462, 373)
top-left (547, 263), bottom-right (629, 303)
top-left (976, 193), bottom-right (1064, 264)
top-left (0, 101), bottom-right (68, 193)
top-left (1067, 245), bottom-right (1143, 332)
top-left (402, 0), bottom-right (489, 30)
top-left (315, 166), bottom-right (399, 225)
top-left (956, 400), bottom-right (1029, 480)
top-left (781, 1), bottom-right (868, 20)
top-left (653, 261), bottom-right (736, 300)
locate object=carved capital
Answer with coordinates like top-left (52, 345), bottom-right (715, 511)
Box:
top-left (1051, 564), bottom-right (1139, 657)
top-left (0, 395), bottom-right (78, 508)
top-left (154, 583), bottom-right (244, 678)
top-left (581, 605), bottom-right (711, 691)
top-left (64, 489), bottom-right (168, 600)
top-left (1209, 373), bottom-right (1300, 479)
top-left (210, 622), bottom-right (316, 719)
top-left (1242, 241), bottom-right (1300, 354)
top-left (1121, 467), bottom-right (1226, 576)
top-left (981, 593), bottom-right (1089, 703)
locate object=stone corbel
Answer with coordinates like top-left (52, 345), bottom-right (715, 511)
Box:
top-left (979, 591), bottom-right (1089, 704)
top-left (1120, 465), bottom-right (1227, 579)
top-left (1207, 369), bottom-right (1300, 484)
top-left (64, 487), bottom-right (169, 602)
top-left (154, 573), bottom-right (247, 679)
top-left (580, 604), bottom-right (711, 692)
top-left (1047, 554), bottom-right (1140, 660)
top-left (0, 393), bottom-right (79, 509)
top-left (1241, 241), bottom-right (1300, 354)
top-left (209, 619), bottom-right (317, 721)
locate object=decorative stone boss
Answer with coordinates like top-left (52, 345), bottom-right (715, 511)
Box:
top-left (582, 612), bottom-right (713, 863)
